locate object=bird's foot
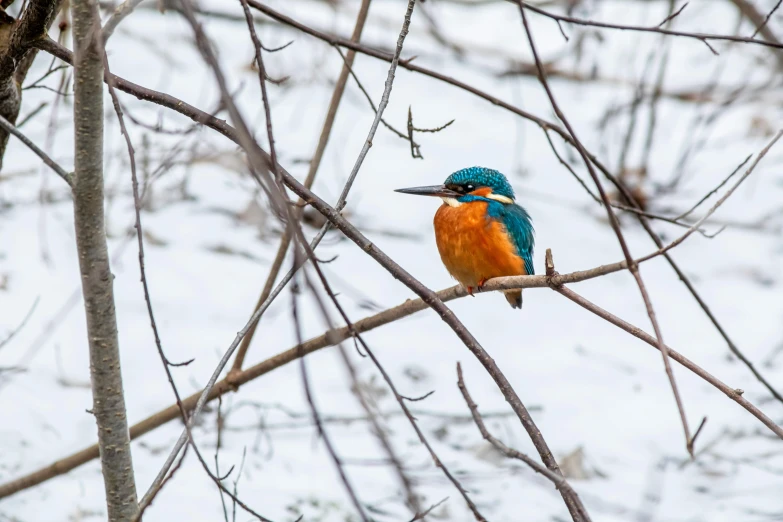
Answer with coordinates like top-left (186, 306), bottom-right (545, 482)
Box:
top-left (466, 286), bottom-right (474, 296)
top-left (477, 278), bottom-right (488, 291)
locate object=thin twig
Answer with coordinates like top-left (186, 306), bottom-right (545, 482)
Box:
top-left (408, 497), bottom-right (449, 522)
top-left (675, 154), bottom-right (751, 220)
top-left (0, 297), bottom-right (40, 352)
top-left (303, 258), bottom-right (482, 519)
top-left (0, 113), bottom-right (72, 186)
top-left (37, 23), bottom-right (783, 409)
top-left (228, 0), bottom-right (373, 374)
top-left (291, 277), bottom-right (369, 522)
top-left (643, 130), bottom-right (783, 260)
top-left (519, 0), bottom-right (783, 51)
top-left (134, 445), bottom-right (189, 522)
top-left (333, 0), bottom-right (417, 214)
top-left (457, 363), bottom-right (592, 522)
top-left (516, 0), bottom-right (693, 461)
top-left (334, 45), bottom-right (423, 158)
top-left (102, 0), bottom-right (145, 43)
top-left (750, 0), bottom-right (783, 38)
top-left (4, 244), bottom-right (783, 499)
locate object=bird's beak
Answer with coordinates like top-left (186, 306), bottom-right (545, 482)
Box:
top-left (394, 184), bottom-right (461, 198)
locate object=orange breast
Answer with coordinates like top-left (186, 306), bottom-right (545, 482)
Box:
top-left (433, 201), bottom-right (526, 288)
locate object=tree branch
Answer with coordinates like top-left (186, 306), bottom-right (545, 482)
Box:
top-left (0, 0), bottom-right (61, 168)
top-left (0, 112), bottom-right (72, 185)
top-left (71, 0), bottom-right (138, 519)
top-left (3, 243), bottom-right (782, 500)
top-left (457, 363), bottom-right (592, 522)
top-left (515, 0), bottom-right (693, 460)
top-left (228, 0), bottom-right (373, 374)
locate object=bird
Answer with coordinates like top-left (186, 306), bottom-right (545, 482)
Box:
top-left (395, 166), bottom-right (534, 309)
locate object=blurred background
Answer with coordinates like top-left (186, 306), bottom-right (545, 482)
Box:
top-left (1, 0), bottom-right (783, 520)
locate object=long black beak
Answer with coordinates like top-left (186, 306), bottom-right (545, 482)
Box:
top-left (394, 184), bottom-right (461, 198)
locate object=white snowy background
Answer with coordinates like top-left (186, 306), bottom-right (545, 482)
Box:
top-left (1, 0), bottom-right (783, 521)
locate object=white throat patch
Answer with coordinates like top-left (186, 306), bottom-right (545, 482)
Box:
top-left (440, 197), bottom-right (462, 207)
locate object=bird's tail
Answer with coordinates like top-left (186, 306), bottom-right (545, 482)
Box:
top-left (504, 290), bottom-right (523, 309)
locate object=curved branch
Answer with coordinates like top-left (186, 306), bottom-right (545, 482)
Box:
top-left (3, 247), bottom-right (781, 499)
top-left (0, 0), bottom-right (62, 168)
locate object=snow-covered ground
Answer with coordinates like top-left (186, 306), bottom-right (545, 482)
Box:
top-left (2, 0), bottom-right (783, 520)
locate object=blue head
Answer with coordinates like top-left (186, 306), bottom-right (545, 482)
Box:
top-left (443, 167), bottom-right (515, 201)
top-left (395, 166), bottom-right (516, 204)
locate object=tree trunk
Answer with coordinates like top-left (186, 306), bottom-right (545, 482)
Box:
top-left (71, 0), bottom-right (138, 519)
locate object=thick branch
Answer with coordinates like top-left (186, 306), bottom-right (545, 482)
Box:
top-left (71, 0), bottom-right (138, 519)
top-left (3, 256), bottom-right (781, 499)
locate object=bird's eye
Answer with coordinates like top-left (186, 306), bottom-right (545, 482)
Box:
top-left (466, 184), bottom-right (474, 191)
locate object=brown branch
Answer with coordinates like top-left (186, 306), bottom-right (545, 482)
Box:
top-left (457, 363), bottom-right (592, 522)
top-left (228, 0), bottom-right (372, 374)
top-left (33, 14), bottom-right (783, 410)
top-left (515, 0), bottom-right (693, 460)
top-left (0, 0), bottom-right (62, 169)
top-left (18, 14), bottom-right (783, 499)
top-left (3, 248), bottom-right (782, 499)
top-left (548, 284), bottom-right (783, 441)
top-left (291, 277), bottom-right (369, 522)
top-left (728, 0), bottom-right (783, 67)
top-left (520, 0), bottom-right (783, 51)
top-left (0, 112), bottom-right (72, 185)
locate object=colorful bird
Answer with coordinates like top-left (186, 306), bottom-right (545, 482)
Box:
top-left (396, 167), bottom-right (534, 308)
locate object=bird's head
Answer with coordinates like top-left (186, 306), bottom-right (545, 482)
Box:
top-left (395, 167), bottom-right (515, 206)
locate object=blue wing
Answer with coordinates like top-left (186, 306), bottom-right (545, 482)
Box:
top-left (499, 203), bottom-right (535, 276)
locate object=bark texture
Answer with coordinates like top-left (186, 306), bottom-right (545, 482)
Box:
top-left (71, 0), bottom-right (138, 519)
top-left (0, 0), bottom-right (60, 169)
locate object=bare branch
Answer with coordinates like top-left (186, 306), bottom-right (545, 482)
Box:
top-left (457, 363), bottom-right (592, 522)
top-left (0, 112), bottom-right (72, 185)
top-left (0, 297), bottom-right (39, 352)
top-left (515, 0), bottom-right (693, 460)
top-left (3, 247), bottom-right (782, 498)
top-left (0, 0), bottom-right (62, 168)
top-left (71, 0), bottom-right (138, 518)
top-left (675, 154), bottom-right (751, 220)
top-left (291, 278), bottom-right (369, 522)
top-left (647, 130), bottom-right (782, 260)
top-left (549, 284), bottom-right (783, 441)
top-left (520, 0), bottom-right (783, 51)
top-left (101, 0), bottom-right (144, 43)
top-left (228, 0), bottom-right (372, 374)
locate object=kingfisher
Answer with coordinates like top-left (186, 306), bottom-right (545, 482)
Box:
top-left (395, 167), bottom-right (534, 309)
